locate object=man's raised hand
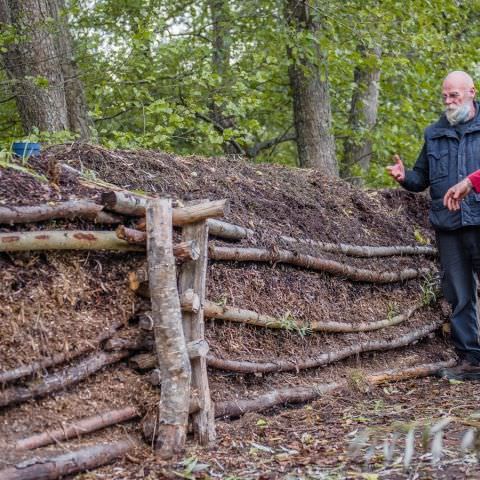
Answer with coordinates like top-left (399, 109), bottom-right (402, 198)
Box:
top-left (443, 178), bottom-right (473, 211)
top-left (386, 154), bottom-right (405, 183)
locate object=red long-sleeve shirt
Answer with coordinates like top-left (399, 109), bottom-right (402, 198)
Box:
top-left (468, 170), bottom-right (480, 192)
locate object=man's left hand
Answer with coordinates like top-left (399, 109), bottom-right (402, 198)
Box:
top-left (443, 178), bottom-right (473, 211)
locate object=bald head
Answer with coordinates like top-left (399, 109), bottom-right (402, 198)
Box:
top-left (443, 71), bottom-right (475, 90)
top-left (442, 71), bottom-right (476, 125)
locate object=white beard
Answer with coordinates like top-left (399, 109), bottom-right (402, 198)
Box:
top-left (445, 103), bottom-right (471, 125)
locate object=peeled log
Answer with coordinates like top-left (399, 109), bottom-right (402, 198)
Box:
top-left (0, 231), bottom-right (143, 252)
top-left (15, 407), bottom-right (139, 450)
top-left (209, 245), bottom-right (431, 283)
top-left (0, 439), bottom-right (134, 480)
top-left (280, 236), bottom-right (437, 257)
top-left (214, 360), bottom-right (455, 417)
top-left (0, 351), bottom-right (130, 408)
top-left (207, 320), bottom-right (443, 374)
top-left (0, 200), bottom-right (122, 225)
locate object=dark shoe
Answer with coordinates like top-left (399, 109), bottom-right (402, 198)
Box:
top-left (437, 360), bottom-right (480, 380)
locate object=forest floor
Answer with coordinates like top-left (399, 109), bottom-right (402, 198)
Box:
top-left (0, 144), bottom-right (478, 479)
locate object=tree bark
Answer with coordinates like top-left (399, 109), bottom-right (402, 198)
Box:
top-left (207, 218), bottom-right (253, 240)
top-left (0, 201), bottom-right (121, 225)
top-left (214, 360), bottom-right (456, 417)
top-left (0, 320), bottom-right (123, 385)
top-left (285, 0), bottom-right (337, 174)
top-left (0, 350), bottom-right (129, 408)
top-left (15, 407), bottom-right (139, 450)
top-left (0, 440), bottom-right (134, 480)
top-left (209, 245), bottom-right (431, 283)
top-left (342, 45), bottom-right (381, 182)
top-left (207, 319), bottom-right (443, 374)
top-left (280, 236), bottom-right (437, 257)
top-left (146, 198), bottom-right (191, 458)
top-left (46, 0), bottom-right (94, 140)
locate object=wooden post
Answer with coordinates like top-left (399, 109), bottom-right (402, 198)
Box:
top-left (178, 220), bottom-right (216, 444)
top-left (146, 199), bottom-right (191, 458)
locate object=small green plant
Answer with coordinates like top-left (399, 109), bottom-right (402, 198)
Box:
top-left (420, 273), bottom-right (440, 306)
top-left (413, 227), bottom-right (430, 245)
top-left (278, 311), bottom-right (311, 336)
top-left (386, 302), bottom-right (399, 321)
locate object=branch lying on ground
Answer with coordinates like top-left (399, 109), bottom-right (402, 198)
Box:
top-left (280, 236), bottom-right (437, 257)
top-left (15, 407), bottom-right (139, 450)
top-left (214, 360), bottom-right (456, 417)
top-left (209, 245), bottom-right (432, 283)
top-left (0, 321), bottom-right (124, 385)
top-left (0, 439), bottom-right (135, 480)
top-left (207, 319), bottom-right (443, 373)
top-left (0, 351), bottom-right (130, 408)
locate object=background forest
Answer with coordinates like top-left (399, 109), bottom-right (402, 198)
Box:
top-left (1, 0), bottom-right (479, 186)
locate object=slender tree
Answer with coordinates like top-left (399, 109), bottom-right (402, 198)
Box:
top-left (342, 45), bottom-right (381, 182)
top-left (284, 0), bottom-right (337, 174)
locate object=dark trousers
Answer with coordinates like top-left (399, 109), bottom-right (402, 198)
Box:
top-left (436, 227), bottom-right (480, 363)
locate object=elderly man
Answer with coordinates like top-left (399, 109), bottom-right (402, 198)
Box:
top-left (387, 71), bottom-right (480, 379)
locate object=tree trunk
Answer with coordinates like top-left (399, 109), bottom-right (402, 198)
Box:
top-left (15, 407), bottom-right (139, 450)
top-left (1, 0), bottom-right (69, 133)
top-left (342, 45), bottom-right (381, 182)
top-left (209, 245), bottom-right (431, 283)
top-left (146, 199), bottom-right (191, 458)
top-left (285, 0), bottom-right (337, 174)
top-left (46, 0), bottom-right (94, 140)
top-left (0, 440), bottom-right (134, 480)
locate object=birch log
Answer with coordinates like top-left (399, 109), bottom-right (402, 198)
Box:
top-left (209, 246), bottom-right (431, 283)
top-left (0, 201), bottom-right (122, 225)
top-left (280, 236), bottom-right (437, 257)
top-left (15, 407), bottom-right (139, 450)
top-left (146, 198), bottom-right (191, 458)
top-left (0, 440), bottom-right (134, 480)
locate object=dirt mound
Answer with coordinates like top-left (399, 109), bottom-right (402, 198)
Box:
top-left (0, 145), bottom-right (452, 478)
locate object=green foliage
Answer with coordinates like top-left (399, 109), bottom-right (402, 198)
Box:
top-left (1, 0), bottom-right (480, 184)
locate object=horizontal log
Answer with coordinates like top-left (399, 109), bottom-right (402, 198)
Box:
top-left (0, 200), bottom-right (122, 225)
top-left (136, 217), bottom-right (253, 241)
top-left (207, 219), bottom-right (253, 240)
top-left (0, 231), bottom-right (143, 252)
top-left (15, 407), bottom-right (139, 450)
top-left (280, 236), bottom-right (437, 257)
top-left (129, 339), bottom-right (210, 370)
top-left (209, 245), bottom-right (431, 283)
top-left (0, 350), bottom-right (130, 408)
top-left (103, 193), bottom-right (229, 225)
top-left (0, 439), bottom-right (134, 480)
top-left (206, 320), bottom-right (443, 374)
top-left (0, 321), bottom-right (123, 385)
top-left (214, 360), bottom-right (455, 417)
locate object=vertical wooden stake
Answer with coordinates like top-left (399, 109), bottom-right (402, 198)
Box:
top-left (146, 199), bottom-right (191, 458)
top-left (178, 220), bottom-right (216, 444)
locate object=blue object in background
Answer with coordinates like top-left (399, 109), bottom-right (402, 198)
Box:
top-left (12, 142), bottom-right (41, 158)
